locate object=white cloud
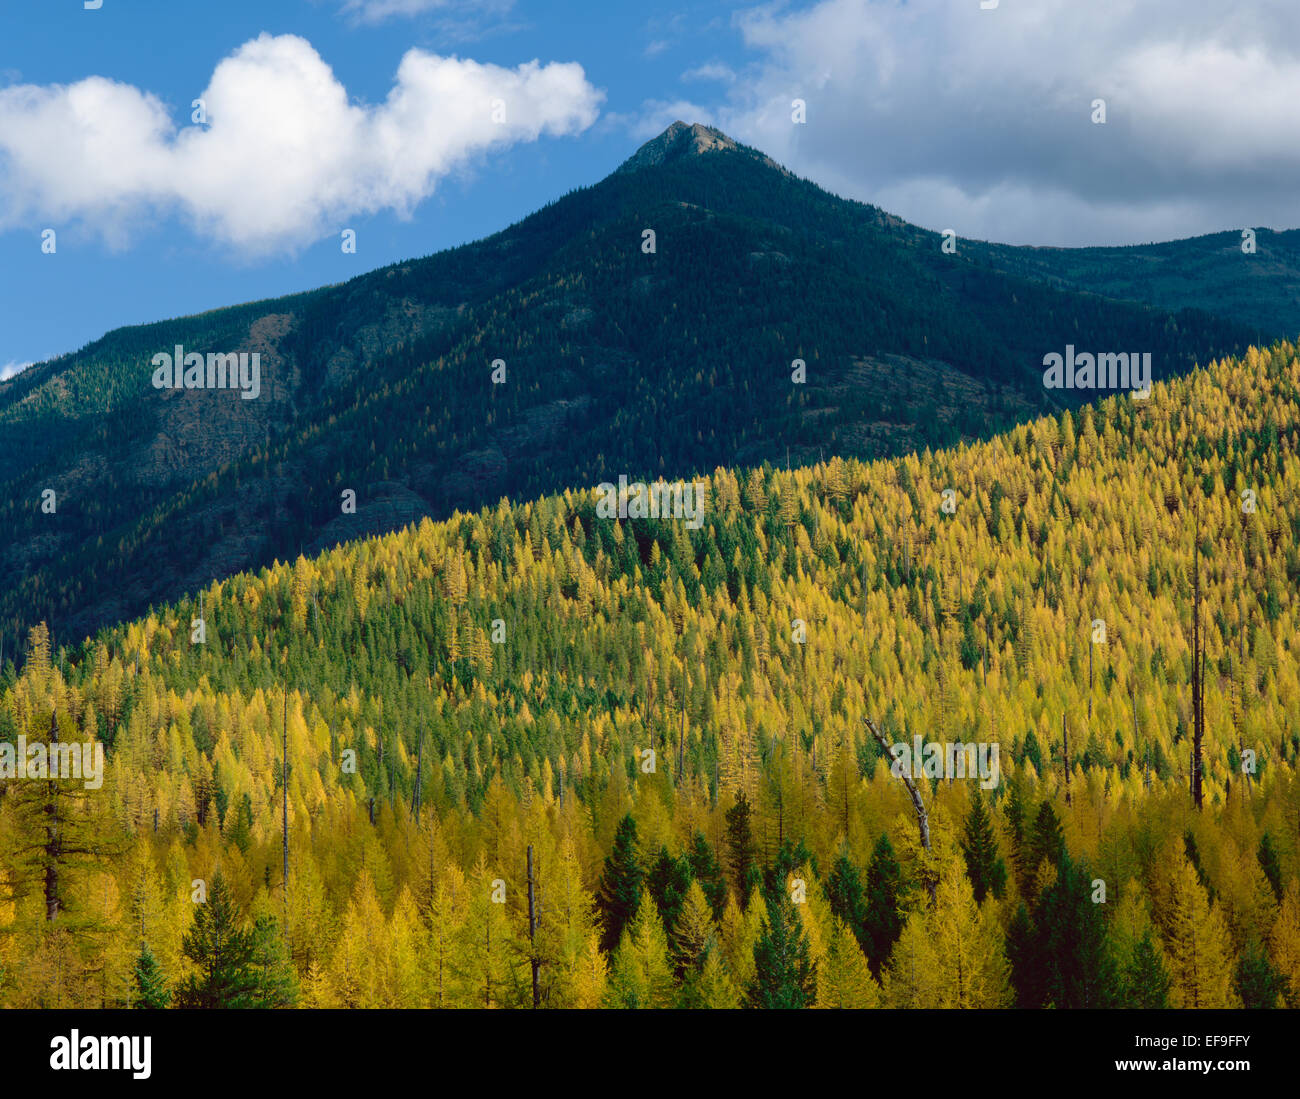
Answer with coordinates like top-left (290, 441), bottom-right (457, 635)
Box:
top-left (339, 0), bottom-right (514, 27)
top-left (681, 63), bottom-right (736, 84)
top-left (0, 34), bottom-right (602, 253)
top-left (0, 360), bottom-right (32, 381)
top-left (695, 0), bottom-right (1300, 245)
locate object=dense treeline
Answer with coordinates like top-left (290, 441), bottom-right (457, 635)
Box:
top-left (0, 343), bottom-right (1297, 1007)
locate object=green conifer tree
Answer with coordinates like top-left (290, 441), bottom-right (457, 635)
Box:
top-left (1122, 929), bottom-right (1172, 1009)
top-left (1235, 942), bottom-right (1284, 1009)
top-left (960, 792), bottom-right (1007, 902)
top-left (826, 849), bottom-right (869, 953)
top-left (596, 815), bottom-right (642, 954)
top-left (747, 887), bottom-right (815, 1008)
top-left (725, 794), bottom-right (760, 908)
top-left (131, 946), bottom-right (170, 1009)
top-left (1258, 832), bottom-right (1284, 904)
top-left (686, 832), bottom-right (728, 920)
top-left (1030, 852), bottom-right (1118, 1007)
top-left (175, 872), bottom-right (260, 1008)
top-left (863, 833), bottom-right (903, 977)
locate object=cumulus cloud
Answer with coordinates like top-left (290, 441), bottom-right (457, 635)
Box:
top-left (0, 361), bottom-right (32, 381)
top-left (0, 33), bottom-right (602, 252)
top-left (698, 0), bottom-right (1300, 245)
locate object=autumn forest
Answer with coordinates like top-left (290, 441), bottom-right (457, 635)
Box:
top-left (1, 342), bottom-right (1298, 1010)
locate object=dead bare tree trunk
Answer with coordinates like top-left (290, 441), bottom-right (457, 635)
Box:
top-left (645, 677), bottom-right (656, 758)
top-left (678, 664), bottom-right (687, 777)
top-left (862, 558), bottom-right (868, 637)
top-left (412, 733), bottom-right (424, 819)
top-left (1191, 523), bottom-right (1205, 810)
top-left (1125, 679), bottom-right (1147, 788)
top-left (1062, 712), bottom-right (1072, 807)
top-left (527, 845), bottom-right (540, 1008)
top-left (1088, 635), bottom-right (1094, 720)
top-left (45, 709), bottom-right (61, 921)
top-left (864, 717), bottom-right (932, 896)
top-left (282, 684), bottom-right (290, 936)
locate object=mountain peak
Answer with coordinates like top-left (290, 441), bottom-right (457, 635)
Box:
top-left (616, 121), bottom-right (746, 173)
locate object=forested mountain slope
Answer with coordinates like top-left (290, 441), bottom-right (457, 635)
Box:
top-left (970, 229), bottom-right (1300, 341)
top-left (0, 123), bottom-right (1267, 645)
top-left (1, 341), bottom-right (1296, 1009)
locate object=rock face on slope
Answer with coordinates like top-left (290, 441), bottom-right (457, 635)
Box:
top-left (616, 121), bottom-right (786, 176)
top-left (617, 122), bottom-right (735, 170)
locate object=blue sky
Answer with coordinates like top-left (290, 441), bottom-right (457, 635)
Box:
top-left (4, 0), bottom-right (1300, 374)
top-left (1, 0), bottom-right (680, 370)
